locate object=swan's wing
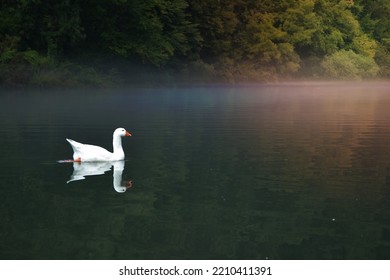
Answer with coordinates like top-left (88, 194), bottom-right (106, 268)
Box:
top-left (66, 138), bottom-right (113, 161)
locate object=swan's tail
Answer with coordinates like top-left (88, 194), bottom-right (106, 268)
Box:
top-left (65, 138), bottom-right (82, 162)
top-left (66, 138), bottom-right (83, 148)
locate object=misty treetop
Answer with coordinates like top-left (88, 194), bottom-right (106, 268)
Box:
top-left (1, 0), bottom-right (389, 86)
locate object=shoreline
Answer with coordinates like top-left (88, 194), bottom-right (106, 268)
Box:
top-left (2, 78), bottom-right (390, 92)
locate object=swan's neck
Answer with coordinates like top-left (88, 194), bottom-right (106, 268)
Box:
top-left (112, 134), bottom-right (125, 160)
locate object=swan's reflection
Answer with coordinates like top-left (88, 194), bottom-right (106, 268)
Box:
top-left (67, 161), bottom-right (132, 193)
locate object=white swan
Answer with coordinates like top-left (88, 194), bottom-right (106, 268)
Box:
top-left (66, 128), bottom-right (131, 162)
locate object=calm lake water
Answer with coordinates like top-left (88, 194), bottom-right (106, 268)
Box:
top-left (1, 82), bottom-right (390, 260)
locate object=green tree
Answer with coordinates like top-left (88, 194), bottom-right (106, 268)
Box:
top-left (238, 4), bottom-right (300, 77)
top-left (321, 49), bottom-right (379, 79)
top-left (81, 0), bottom-right (200, 66)
top-left (189, 0), bottom-right (300, 81)
top-left (18, 0), bottom-right (84, 57)
top-left (281, 0), bottom-right (378, 78)
top-left (354, 0), bottom-right (390, 76)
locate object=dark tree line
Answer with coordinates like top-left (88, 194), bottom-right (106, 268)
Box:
top-left (1, 0), bottom-right (389, 86)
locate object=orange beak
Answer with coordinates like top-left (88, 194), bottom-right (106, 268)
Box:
top-left (125, 131), bottom-right (132, 137)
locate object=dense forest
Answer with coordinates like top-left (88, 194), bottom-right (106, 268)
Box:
top-left (1, 0), bottom-right (389, 86)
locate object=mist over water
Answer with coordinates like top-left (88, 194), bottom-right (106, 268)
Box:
top-left (1, 82), bottom-right (390, 259)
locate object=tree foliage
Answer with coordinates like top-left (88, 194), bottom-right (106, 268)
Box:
top-left (80, 0), bottom-right (200, 66)
top-left (321, 49), bottom-right (379, 79)
top-left (354, 0), bottom-right (390, 76)
top-left (0, 0), bottom-right (389, 85)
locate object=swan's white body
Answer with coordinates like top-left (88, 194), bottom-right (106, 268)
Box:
top-left (66, 128), bottom-right (131, 162)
